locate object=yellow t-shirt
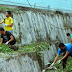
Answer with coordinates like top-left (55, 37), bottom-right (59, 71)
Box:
top-left (2, 17), bottom-right (13, 31)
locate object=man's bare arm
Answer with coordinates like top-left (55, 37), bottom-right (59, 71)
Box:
top-left (8, 23), bottom-right (13, 27)
top-left (0, 38), bottom-right (3, 45)
top-left (0, 21), bottom-right (3, 24)
top-left (54, 55), bottom-right (59, 63)
top-left (70, 38), bottom-right (72, 43)
top-left (8, 35), bottom-right (14, 43)
top-left (60, 52), bottom-right (70, 61)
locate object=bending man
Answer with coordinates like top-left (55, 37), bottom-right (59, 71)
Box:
top-left (50, 43), bottom-right (72, 69)
top-left (0, 27), bottom-right (16, 45)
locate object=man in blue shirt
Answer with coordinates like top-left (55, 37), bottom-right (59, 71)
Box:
top-left (50, 43), bottom-right (72, 69)
top-left (66, 33), bottom-right (72, 43)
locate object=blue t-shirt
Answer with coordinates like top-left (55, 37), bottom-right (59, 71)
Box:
top-left (57, 43), bottom-right (72, 55)
top-left (70, 34), bottom-right (72, 38)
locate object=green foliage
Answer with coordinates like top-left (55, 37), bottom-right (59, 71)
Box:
top-left (47, 56), bottom-right (72, 72)
top-left (0, 6), bottom-right (18, 11)
top-left (0, 44), bottom-right (14, 53)
top-left (19, 41), bottom-right (50, 56)
top-left (0, 41), bottom-right (50, 56)
top-left (35, 43), bottom-right (50, 56)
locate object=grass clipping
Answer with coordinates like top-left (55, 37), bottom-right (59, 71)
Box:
top-left (0, 44), bottom-right (19, 53)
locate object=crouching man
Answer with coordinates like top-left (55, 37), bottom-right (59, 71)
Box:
top-left (50, 43), bottom-right (72, 69)
top-left (0, 27), bottom-right (16, 45)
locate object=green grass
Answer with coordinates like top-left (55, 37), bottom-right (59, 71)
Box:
top-left (0, 41), bottom-right (50, 55)
top-left (0, 44), bottom-right (14, 53)
top-left (1, 42), bottom-right (72, 72)
top-left (46, 56), bottom-right (72, 72)
top-left (0, 6), bottom-right (18, 11)
top-left (18, 41), bottom-right (50, 55)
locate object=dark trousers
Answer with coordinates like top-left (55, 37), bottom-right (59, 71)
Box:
top-left (62, 53), bottom-right (72, 69)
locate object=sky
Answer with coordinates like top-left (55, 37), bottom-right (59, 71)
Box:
top-left (0, 0), bottom-right (72, 11)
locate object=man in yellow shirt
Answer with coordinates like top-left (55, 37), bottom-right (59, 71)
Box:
top-left (0, 11), bottom-right (13, 34)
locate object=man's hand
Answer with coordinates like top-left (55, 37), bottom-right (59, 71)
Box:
top-left (48, 62), bottom-right (57, 70)
top-left (57, 60), bottom-right (61, 64)
top-left (5, 24), bottom-right (8, 26)
top-left (5, 42), bottom-right (9, 45)
top-left (0, 21), bottom-right (3, 24)
top-left (0, 42), bottom-right (2, 45)
top-left (50, 62), bottom-right (55, 67)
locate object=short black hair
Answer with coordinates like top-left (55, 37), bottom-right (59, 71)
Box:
top-left (66, 33), bottom-right (70, 36)
top-left (0, 27), bottom-right (4, 31)
top-left (59, 43), bottom-right (65, 47)
top-left (7, 11), bottom-right (11, 16)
